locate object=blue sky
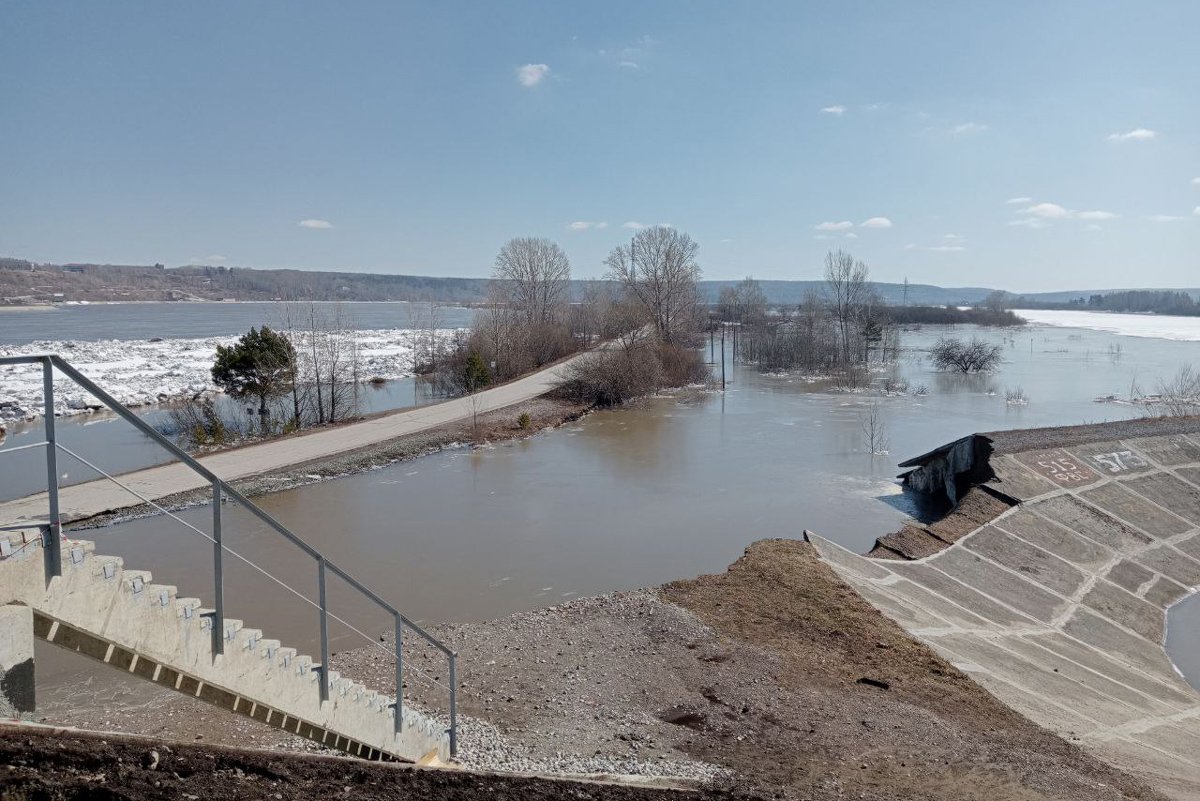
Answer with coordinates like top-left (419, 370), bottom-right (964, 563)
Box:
top-left (2, 1), bottom-right (1197, 291)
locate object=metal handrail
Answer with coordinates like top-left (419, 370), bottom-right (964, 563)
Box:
top-left (0, 353), bottom-right (457, 756)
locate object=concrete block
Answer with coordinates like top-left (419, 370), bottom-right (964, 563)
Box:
top-left (1135, 545), bottom-right (1200, 589)
top-left (1123, 473), bottom-right (1200, 527)
top-left (1062, 608), bottom-right (1174, 676)
top-left (1027, 633), bottom-right (1195, 705)
top-left (1080, 483), bottom-right (1191, 538)
top-left (893, 562), bottom-right (1033, 626)
top-left (1144, 576), bottom-right (1189, 609)
top-left (1126, 435), bottom-right (1200, 467)
top-left (1014, 448), bottom-right (1102, 489)
top-left (850, 582), bottom-right (961, 632)
top-left (962, 526), bottom-right (1087, 597)
top-left (999, 634), bottom-right (1180, 717)
top-left (1105, 560), bottom-right (1155, 595)
top-left (1033, 495), bottom-right (1151, 552)
top-left (1068, 441), bottom-right (1155, 478)
top-left (932, 633), bottom-right (1139, 727)
top-left (929, 546), bottom-right (1068, 623)
top-left (1080, 579), bottom-right (1164, 641)
top-left (994, 508), bottom-right (1114, 571)
top-left (986, 455), bottom-right (1059, 501)
top-left (1179, 466), bottom-right (1200, 488)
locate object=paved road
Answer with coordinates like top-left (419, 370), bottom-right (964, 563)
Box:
top-left (0, 355), bottom-right (583, 527)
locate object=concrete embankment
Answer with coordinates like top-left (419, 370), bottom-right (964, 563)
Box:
top-left (812, 416), bottom-right (1200, 800)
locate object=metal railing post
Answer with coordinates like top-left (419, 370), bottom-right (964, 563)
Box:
top-left (41, 357), bottom-right (61, 579)
top-left (211, 481), bottom-right (224, 656)
top-left (448, 652), bottom-right (458, 758)
top-left (316, 557), bottom-right (330, 702)
top-left (394, 615), bottom-right (403, 734)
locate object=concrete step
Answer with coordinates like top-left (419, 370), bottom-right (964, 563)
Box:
top-left (2, 527), bottom-right (450, 762)
top-left (146, 584), bottom-right (177, 609)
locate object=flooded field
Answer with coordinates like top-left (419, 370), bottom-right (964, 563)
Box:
top-left (24, 316), bottom-right (1200, 713)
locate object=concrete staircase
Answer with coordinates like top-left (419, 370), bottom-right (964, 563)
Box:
top-left (0, 528), bottom-right (449, 762)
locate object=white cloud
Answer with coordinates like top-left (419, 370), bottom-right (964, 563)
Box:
top-left (1195, 206), bottom-right (1200, 217)
top-left (929, 245), bottom-right (967, 252)
top-left (950, 122), bottom-right (987, 135)
top-left (1107, 128), bottom-right (1156, 142)
top-left (618, 60), bottom-right (639, 70)
top-left (1023, 202), bottom-right (1072, 220)
top-left (820, 105), bottom-right (846, 116)
top-left (569, 221), bottom-right (607, 230)
top-left (299, 219), bottom-right (333, 229)
top-left (860, 216), bottom-right (894, 228)
top-left (622, 221), bottom-right (646, 230)
top-left (1008, 218), bottom-right (1048, 229)
top-left (1146, 214), bottom-right (1186, 223)
top-left (844, 232), bottom-right (859, 239)
top-left (815, 220), bottom-right (853, 231)
top-left (942, 233), bottom-right (964, 241)
top-left (1019, 203), bottom-right (1116, 223)
top-left (517, 63), bottom-right (550, 87)
top-left (1005, 197), bottom-right (1033, 204)
top-left (1193, 177), bottom-right (1200, 187)
top-left (717, 238), bottom-right (734, 243)
top-left (1085, 223), bottom-right (1104, 231)
top-left (814, 234), bottom-right (833, 240)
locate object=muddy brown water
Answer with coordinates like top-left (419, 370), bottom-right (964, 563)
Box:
top-left (14, 321), bottom-right (1200, 712)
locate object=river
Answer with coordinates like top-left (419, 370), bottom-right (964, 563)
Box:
top-left (2, 305), bottom-right (1198, 712)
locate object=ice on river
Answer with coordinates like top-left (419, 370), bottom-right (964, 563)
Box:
top-left (1014, 308), bottom-right (1200, 341)
top-left (0, 328), bottom-right (458, 421)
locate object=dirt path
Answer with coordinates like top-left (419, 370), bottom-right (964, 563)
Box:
top-left (0, 352), bottom-right (588, 526)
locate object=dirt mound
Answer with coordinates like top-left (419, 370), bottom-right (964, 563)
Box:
top-left (660, 539), bottom-right (1164, 801)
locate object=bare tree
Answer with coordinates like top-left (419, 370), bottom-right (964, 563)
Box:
top-left (493, 237), bottom-right (571, 326)
top-left (860, 400), bottom-right (889, 455)
top-left (1149, 365), bottom-right (1200, 416)
top-left (605, 226), bottom-right (702, 342)
top-left (823, 250), bottom-right (870, 370)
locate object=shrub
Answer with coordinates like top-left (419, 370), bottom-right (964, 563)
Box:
top-left (930, 337), bottom-right (1002, 373)
top-left (517, 411), bottom-right (531, 430)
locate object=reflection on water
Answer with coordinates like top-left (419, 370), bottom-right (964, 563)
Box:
top-left (18, 321), bottom-right (1200, 703)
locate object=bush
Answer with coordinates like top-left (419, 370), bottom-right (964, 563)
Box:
top-left (930, 337), bottom-right (1003, 373)
top-left (555, 340), bottom-right (711, 407)
top-left (517, 411), bottom-right (531, 430)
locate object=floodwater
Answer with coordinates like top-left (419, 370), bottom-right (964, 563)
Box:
top-left (26, 318), bottom-right (1200, 709)
top-left (0, 300), bottom-right (476, 345)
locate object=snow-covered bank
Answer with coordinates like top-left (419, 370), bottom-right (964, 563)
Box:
top-left (0, 328), bottom-right (459, 421)
top-left (1014, 308), bottom-right (1200, 341)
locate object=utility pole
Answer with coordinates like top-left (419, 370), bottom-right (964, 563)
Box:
top-left (709, 324), bottom-right (714, 363)
top-left (902, 276), bottom-right (910, 306)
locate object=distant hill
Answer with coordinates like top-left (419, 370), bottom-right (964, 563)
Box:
top-left (2, 256), bottom-right (1196, 308)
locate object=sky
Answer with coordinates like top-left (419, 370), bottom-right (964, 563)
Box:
top-left (1, 1), bottom-right (1198, 292)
